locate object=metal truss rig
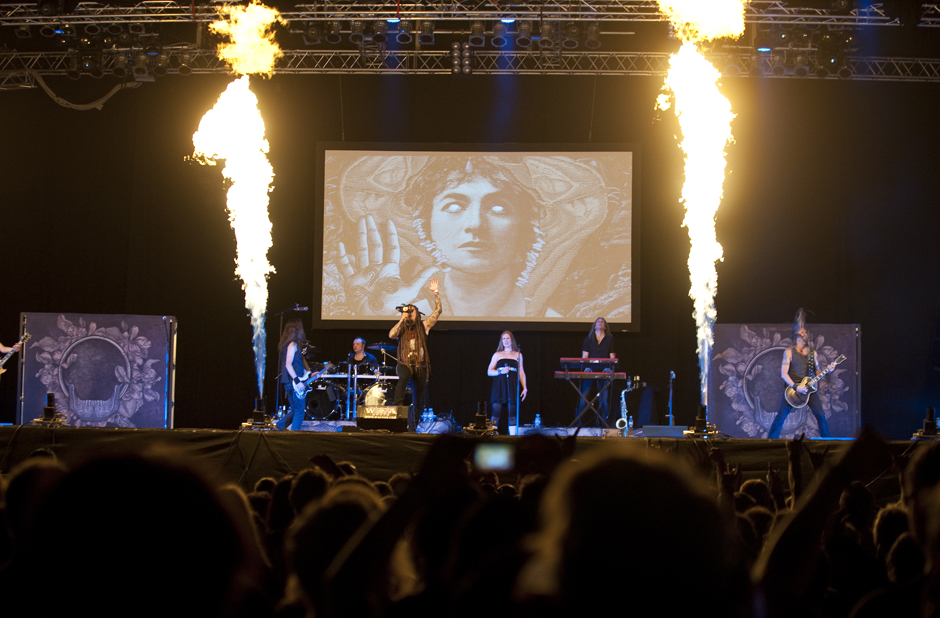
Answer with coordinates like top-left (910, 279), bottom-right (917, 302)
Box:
top-left (0, 1), bottom-right (933, 26)
top-left (4, 49), bottom-right (940, 85)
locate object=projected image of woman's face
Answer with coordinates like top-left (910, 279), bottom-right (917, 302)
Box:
top-left (430, 177), bottom-right (520, 274)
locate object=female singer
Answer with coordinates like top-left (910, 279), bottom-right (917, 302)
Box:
top-left (487, 331), bottom-right (528, 433)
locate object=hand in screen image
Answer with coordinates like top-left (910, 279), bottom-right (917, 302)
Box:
top-left (337, 215), bottom-right (438, 315)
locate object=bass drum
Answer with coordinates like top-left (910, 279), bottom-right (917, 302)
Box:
top-left (360, 381), bottom-right (395, 407)
top-left (306, 380), bottom-right (346, 419)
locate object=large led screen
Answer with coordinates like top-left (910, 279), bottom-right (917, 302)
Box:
top-left (318, 146), bottom-right (637, 329)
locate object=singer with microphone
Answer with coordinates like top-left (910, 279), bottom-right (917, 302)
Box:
top-left (389, 277), bottom-right (442, 431)
top-left (487, 330), bottom-right (527, 434)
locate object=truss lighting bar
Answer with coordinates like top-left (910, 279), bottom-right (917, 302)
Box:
top-left (0, 1), bottom-right (910, 26)
top-left (4, 50), bottom-right (940, 85)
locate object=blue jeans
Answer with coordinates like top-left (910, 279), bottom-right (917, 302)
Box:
top-left (277, 386), bottom-right (306, 431)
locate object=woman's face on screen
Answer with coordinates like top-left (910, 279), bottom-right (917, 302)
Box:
top-left (430, 177), bottom-right (521, 274)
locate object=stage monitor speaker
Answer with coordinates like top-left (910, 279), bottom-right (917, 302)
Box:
top-left (358, 405), bottom-right (408, 432)
top-left (638, 425), bottom-right (688, 438)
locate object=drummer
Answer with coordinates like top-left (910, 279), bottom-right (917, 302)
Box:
top-left (349, 338), bottom-right (378, 374)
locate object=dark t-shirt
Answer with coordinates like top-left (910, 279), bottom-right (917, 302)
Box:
top-left (582, 332), bottom-right (615, 358)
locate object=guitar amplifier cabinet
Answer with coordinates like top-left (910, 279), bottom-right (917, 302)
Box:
top-left (16, 313), bottom-right (177, 429)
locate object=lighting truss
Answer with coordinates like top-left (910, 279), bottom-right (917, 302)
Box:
top-left (0, 1), bottom-right (916, 26)
top-left (5, 49), bottom-right (940, 86)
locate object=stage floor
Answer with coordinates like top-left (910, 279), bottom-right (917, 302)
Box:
top-left (1, 425), bottom-right (920, 504)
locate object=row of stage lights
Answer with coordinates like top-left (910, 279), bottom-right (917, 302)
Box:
top-left (63, 50), bottom-right (193, 79)
top-left (300, 19), bottom-right (602, 50)
top-left (751, 24), bottom-right (856, 78)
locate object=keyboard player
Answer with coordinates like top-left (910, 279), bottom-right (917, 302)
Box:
top-left (578, 317), bottom-right (616, 424)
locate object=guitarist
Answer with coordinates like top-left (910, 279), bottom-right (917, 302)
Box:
top-left (767, 329), bottom-right (835, 439)
top-left (277, 318), bottom-right (312, 431)
top-left (0, 341), bottom-right (20, 355)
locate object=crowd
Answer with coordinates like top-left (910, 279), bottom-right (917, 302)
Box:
top-left (1, 429), bottom-right (938, 618)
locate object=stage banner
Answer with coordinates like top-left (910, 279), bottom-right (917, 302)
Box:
top-left (707, 323), bottom-right (860, 439)
top-left (17, 313), bottom-right (177, 428)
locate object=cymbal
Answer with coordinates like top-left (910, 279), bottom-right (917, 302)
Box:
top-left (367, 343), bottom-right (396, 352)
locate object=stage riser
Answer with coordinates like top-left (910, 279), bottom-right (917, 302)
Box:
top-left (0, 426), bottom-right (910, 505)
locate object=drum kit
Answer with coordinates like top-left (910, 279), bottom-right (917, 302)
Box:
top-left (300, 343), bottom-right (400, 420)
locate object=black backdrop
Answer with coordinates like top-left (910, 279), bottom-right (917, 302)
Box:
top-left (2, 72), bottom-right (939, 438)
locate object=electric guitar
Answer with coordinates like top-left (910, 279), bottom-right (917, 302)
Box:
top-left (785, 354), bottom-right (846, 408)
top-left (292, 363), bottom-right (334, 398)
top-left (0, 332), bottom-right (30, 377)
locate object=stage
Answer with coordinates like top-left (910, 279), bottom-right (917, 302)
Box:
top-left (0, 425), bottom-right (919, 504)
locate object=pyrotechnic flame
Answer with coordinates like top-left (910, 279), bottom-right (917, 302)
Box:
top-left (193, 2), bottom-right (282, 399)
top-left (210, 1), bottom-right (285, 77)
top-left (655, 1), bottom-right (744, 405)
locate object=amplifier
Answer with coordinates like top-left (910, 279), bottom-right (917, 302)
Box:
top-left (359, 405), bottom-right (408, 419)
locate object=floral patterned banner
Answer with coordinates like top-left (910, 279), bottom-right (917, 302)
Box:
top-left (707, 323), bottom-right (860, 439)
top-left (18, 313), bottom-right (176, 428)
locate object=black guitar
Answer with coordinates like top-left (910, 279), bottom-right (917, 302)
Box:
top-left (292, 363), bottom-right (334, 398)
top-left (785, 354), bottom-right (846, 408)
top-left (0, 332), bottom-right (30, 378)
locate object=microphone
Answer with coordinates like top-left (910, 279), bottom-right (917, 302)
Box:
top-left (293, 305), bottom-right (309, 312)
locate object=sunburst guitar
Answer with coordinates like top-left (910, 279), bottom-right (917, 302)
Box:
top-left (785, 354), bottom-right (846, 408)
top-left (0, 332), bottom-right (30, 378)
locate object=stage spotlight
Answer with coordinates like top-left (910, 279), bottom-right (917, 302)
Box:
top-left (396, 20), bottom-right (413, 44)
top-left (462, 42), bottom-right (472, 74)
top-left (82, 53), bottom-right (103, 78)
top-left (37, 0), bottom-right (78, 17)
top-left (372, 21), bottom-right (387, 43)
top-left (39, 24), bottom-right (56, 37)
top-left (303, 23), bottom-right (321, 45)
top-left (111, 53), bottom-right (128, 78)
top-left (585, 22), bottom-right (601, 49)
top-left (563, 22), bottom-right (579, 49)
top-left (83, 23), bottom-right (100, 36)
top-left (128, 23), bottom-right (145, 35)
top-left (755, 31), bottom-right (773, 53)
top-left (66, 53), bottom-right (80, 79)
top-left (15, 25), bottom-right (31, 38)
top-left (78, 36), bottom-right (93, 50)
top-left (793, 53), bottom-right (810, 77)
top-left (539, 21), bottom-right (556, 49)
top-left (450, 41), bottom-right (461, 73)
top-left (770, 50), bottom-right (787, 76)
top-left (106, 23), bottom-right (123, 36)
top-left (153, 52), bottom-right (168, 76)
top-left (469, 21), bottom-right (485, 47)
top-left (177, 52), bottom-right (192, 75)
top-left (349, 20), bottom-right (363, 44)
top-left (491, 22), bottom-right (508, 47)
top-left (516, 21), bottom-right (532, 47)
top-left (326, 20), bottom-right (342, 44)
top-left (418, 20), bottom-right (434, 45)
top-left (132, 52), bottom-right (148, 77)
top-left (837, 63), bottom-right (853, 78)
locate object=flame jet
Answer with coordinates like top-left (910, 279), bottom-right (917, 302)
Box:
top-left (192, 1), bottom-right (284, 399)
top-left (655, 0), bottom-right (745, 404)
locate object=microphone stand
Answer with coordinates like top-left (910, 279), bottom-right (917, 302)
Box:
top-left (667, 371), bottom-right (676, 426)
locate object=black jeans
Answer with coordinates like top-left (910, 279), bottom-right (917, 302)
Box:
top-left (395, 363), bottom-right (427, 432)
top-left (767, 391), bottom-right (831, 439)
